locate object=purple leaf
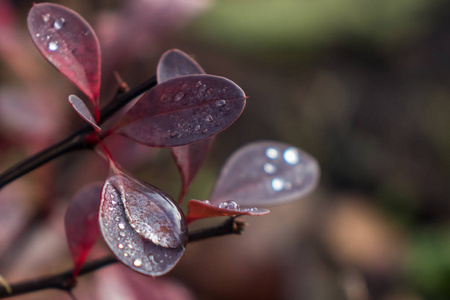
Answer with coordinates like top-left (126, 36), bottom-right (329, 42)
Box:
top-left (27, 3), bottom-right (101, 115)
top-left (157, 49), bottom-right (214, 203)
top-left (210, 141), bottom-right (320, 206)
top-left (186, 199), bottom-right (269, 224)
top-left (64, 182), bottom-right (102, 277)
top-left (114, 75), bottom-right (246, 147)
top-left (99, 169), bottom-right (188, 276)
top-left (68, 94), bottom-right (101, 132)
top-left (157, 49), bottom-right (205, 83)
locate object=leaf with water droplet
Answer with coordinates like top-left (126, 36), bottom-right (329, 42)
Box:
top-left (99, 167), bottom-right (188, 276)
top-left (210, 141), bottom-right (320, 206)
top-left (157, 49), bottom-right (205, 83)
top-left (157, 49), bottom-right (214, 203)
top-left (186, 199), bottom-right (269, 223)
top-left (64, 182), bottom-right (102, 277)
top-left (27, 3), bottom-right (101, 114)
top-left (68, 94), bottom-right (101, 132)
top-left (113, 74), bottom-right (246, 147)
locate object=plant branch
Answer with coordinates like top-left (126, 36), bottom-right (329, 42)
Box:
top-left (0, 217), bottom-right (245, 298)
top-left (0, 76), bottom-right (157, 189)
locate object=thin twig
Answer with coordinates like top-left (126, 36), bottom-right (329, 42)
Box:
top-left (0, 217), bottom-right (245, 298)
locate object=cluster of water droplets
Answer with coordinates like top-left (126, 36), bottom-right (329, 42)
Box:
top-left (39, 13), bottom-right (66, 52)
top-left (263, 146), bottom-right (302, 192)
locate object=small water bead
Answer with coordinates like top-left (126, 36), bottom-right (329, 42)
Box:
top-left (123, 253), bottom-right (129, 257)
top-left (42, 13), bottom-right (51, 22)
top-left (195, 81), bottom-right (202, 88)
top-left (149, 255), bottom-right (157, 264)
top-left (263, 163), bottom-right (276, 174)
top-left (215, 100), bottom-right (227, 107)
top-left (205, 115), bottom-right (213, 122)
top-left (174, 92), bottom-right (184, 101)
top-left (118, 243), bottom-right (124, 249)
top-left (127, 244), bottom-right (133, 249)
top-left (271, 177), bottom-right (284, 191)
top-left (133, 259), bottom-right (142, 267)
top-left (48, 41), bottom-right (58, 51)
top-left (265, 148), bottom-right (279, 159)
top-left (283, 147), bottom-right (300, 165)
top-left (203, 200), bottom-right (211, 204)
top-left (170, 131), bottom-right (178, 138)
top-left (118, 223), bottom-right (125, 230)
top-left (248, 207), bottom-right (258, 212)
top-left (119, 231), bottom-right (126, 237)
top-left (284, 181), bottom-right (292, 190)
top-left (206, 88), bottom-right (214, 95)
top-left (195, 125), bottom-right (201, 131)
top-left (53, 18), bottom-right (65, 30)
top-left (218, 200), bottom-right (240, 210)
top-left (202, 129), bottom-right (208, 134)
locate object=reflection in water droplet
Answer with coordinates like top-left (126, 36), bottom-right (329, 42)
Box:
top-left (133, 259), bottom-right (142, 267)
top-left (118, 243), bottom-right (124, 249)
top-left (53, 18), bottom-right (65, 30)
top-left (203, 200), bottom-right (210, 204)
top-left (119, 231), bottom-right (126, 237)
top-left (174, 92), bottom-right (184, 101)
top-left (266, 148), bottom-right (278, 159)
top-left (205, 115), bottom-right (213, 122)
top-left (271, 177), bottom-right (284, 191)
top-left (283, 147), bottom-right (300, 165)
top-left (42, 13), bottom-right (51, 22)
top-left (202, 129), bottom-right (208, 134)
top-left (149, 255), bottom-right (157, 264)
top-left (215, 100), bottom-right (226, 107)
top-left (48, 41), bottom-right (58, 51)
top-left (218, 200), bottom-right (240, 210)
top-left (263, 163), bottom-right (276, 174)
top-left (118, 223), bottom-right (125, 229)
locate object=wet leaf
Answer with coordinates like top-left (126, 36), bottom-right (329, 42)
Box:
top-left (210, 141), bottom-right (320, 206)
top-left (65, 182), bottom-right (102, 277)
top-left (114, 74), bottom-right (246, 147)
top-left (27, 3), bottom-right (101, 110)
top-left (157, 49), bottom-right (205, 83)
top-left (99, 169), bottom-right (188, 276)
top-left (157, 49), bottom-right (214, 203)
top-left (186, 199), bottom-right (269, 223)
top-left (68, 94), bottom-right (101, 132)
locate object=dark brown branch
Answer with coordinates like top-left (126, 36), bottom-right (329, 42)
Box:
top-left (0, 217), bottom-right (245, 298)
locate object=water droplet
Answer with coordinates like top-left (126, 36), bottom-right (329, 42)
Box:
top-left (118, 243), bottom-right (124, 249)
top-left (127, 244), bottom-right (133, 249)
top-left (215, 100), bottom-right (226, 107)
top-left (118, 223), bottom-right (125, 230)
top-left (205, 115), bottom-right (213, 122)
top-left (42, 13), bottom-right (51, 22)
top-left (203, 200), bottom-right (210, 204)
top-left (53, 18), bottom-right (65, 30)
top-left (283, 147), bottom-right (300, 165)
top-left (195, 81), bottom-right (202, 88)
top-left (218, 200), bottom-right (240, 210)
top-left (36, 33), bottom-right (40, 37)
top-left (133, 259), bottom-right (142, 267)
top-left (170, 131), bottom-right (178, 138)
top-left (119, 231), bottom-right (126, 237)
top-left (174, 92), bottom-right (184, 101)
top-left (115, 217), bottom-right (120, 222)
top-left (263, 163), bottom-right (276, 174)
top-left (123, 252), bottom-right (129, 257)
top-left (48, 41), bottom-right (58, 51)
top-left (194, 125), bottom-right (201, 131)
top-left (284, 181), bottom-right (292, 190)
top-left (206, 88), bottom-right (214, 95)
top-left (249, 207), bottom-right (258, 212)
top-left (271, 178), bottom-right (284, 191)
top-left (266, 148), bottom-right (279, 159)
top-left (149, 255), bottom-right (157, 264)
top-left (202, 129), bottom-right (208, 134)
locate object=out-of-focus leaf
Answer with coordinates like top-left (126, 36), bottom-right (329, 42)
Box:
top-left (64, 182), bottom-right (102, 277)
top-left (27, 3), bottom-right (101, 112)
top-left (99, 168), bottom-right (188, 276)
top-left (114, 74), bottom-right (246, 147)
top-left (210, 141), bottom-right (320, 206)
top-left (186, 199), bottom-right (269, 223)
top-left (68, 94), bottom-right (101, 132)
top-left (157, 49), bottom-right (214, 203)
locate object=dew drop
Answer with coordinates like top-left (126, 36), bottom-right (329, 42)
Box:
top-left (263, 163), bottom-right (276, 174)
top-left (42, 13), bottom-right (51, 22)
top-left (203, 200), bottom-right (210, 204)
top-left (202, 129), bottom-right (208, 134)
top-left (115, 217), bottom-right (120, 222)
top-left (119, 231), bottom-right (126, 237)
top-left (149, 255), bottom-right (157, 264)
top-left (53, 18), bottom-right (65, 30)
top-left (284, 181), bottom-right (293, 190)
top-left (283, 147), bottom-right (300, 165)
top-left (194, 125), bottom-right (201, 131)
top-left (133, 259), bottom-right (142, 267)
top-left (48, 41), bottom-right (58, 51)
top-left (266, 148), bottom-right (279, 159)
top-left (215, 100), bottom-right (226, 107)
top-left (127, 244), bottom-right (133, 249)
top-left (206, 88), bottom-right (214, 95)
top-left (174, 92), bottom-right (184, 101)
top-left (218, 200), bottom-right (240, 210)
top-left (249, 207), bottom-right (258, 212)
top-left (123, 253), bottom-right (129, 257)
top-left (195, 81), bottom-right (202, 88)
top-left (205, 115), bottom-right (213, 122)
top-left (118, 223), bottom-right (125, 230)
top-left (118, 243), bottom-right (124, 249)
top-left (170, 131), bottom-right (178, 138)
top-left (271, 177), bottom-right (284, 191)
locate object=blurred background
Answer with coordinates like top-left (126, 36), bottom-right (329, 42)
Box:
top-left (0, 0), bottom-right (450, 299)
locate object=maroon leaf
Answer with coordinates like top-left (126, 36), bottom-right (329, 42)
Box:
top-left (186, 199), bottom-right (269, 223)
top-left (99, 168), bottom-right (188, 276)
top-left (65, 182), bottom-right (102, 277)
top-left (114, 74), bottom-right (246, 147)
top-left (27, 3), bottom-right (101, 116)
top-left (68, 94), bottom-right (101, 132)
top-left (210, 141), bottom-right (320, 206)
top-left (157, 49), bottom-right (205, 83)
top-left (157, 49), bottom-right (214, 203)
